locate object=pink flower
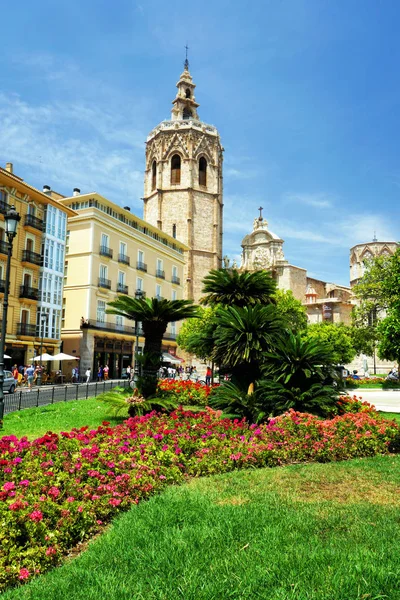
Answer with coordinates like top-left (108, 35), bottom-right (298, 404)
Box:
top-left (3, 481), bottom-right (15, 492)
top-left (109, 498), bottom-right (122, 506)
top-left (13, 457), bottom-right (22, 464)
top-left (66, 496), bottom-right (75, 503)
top-left (19, 568), bottom-right (30, 580)
top-left (29, 510), bottom-right (43, 522)
top-left (77, 506), bottom-right (83, 513)
top-left (48, 486), bottom-right (60, 498)
top-left (19, 479), bottom-right (30, 487)
top-left (45, 546), bottom-right (57, 556)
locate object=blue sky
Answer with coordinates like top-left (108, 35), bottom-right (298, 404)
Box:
top-left (1, 0), bottom-right (400, 286)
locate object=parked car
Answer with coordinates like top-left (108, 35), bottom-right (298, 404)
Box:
top-left (3, 370), bottom-right (16, 394)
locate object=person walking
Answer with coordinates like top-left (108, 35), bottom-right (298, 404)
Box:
top-left (25, 364), bottom-right (35, 391)
top-left (205, 366), bottom-right (212, 386)
top-left (103, 365), bottom-right (109, 381)
top-left (97, 365), bottom-right (103, 382)
top-left (85, 367), bottom-right (91, 383)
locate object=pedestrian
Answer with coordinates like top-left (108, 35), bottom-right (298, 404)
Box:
top-left (126, 365), bottom-right (131, 380)
top-left (25, 364), bottom-right (35, 391)
top-left (12, 364), bottom-right (19, 384)
top-left (97, 365), bottom-right (103, 381)
top-left (85, 367), bottom-right (91, 383)
top-left (205, 366), bottom-right (212, 386)
top-left (103, 365), bottom-right (109, 380)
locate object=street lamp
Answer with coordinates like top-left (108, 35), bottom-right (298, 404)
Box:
top-left (0, 206), bottom-right (21, 425)
top-left (133, 289), bottom-right (144, 384)
top-left (37, 313), bottom-right (49, 386)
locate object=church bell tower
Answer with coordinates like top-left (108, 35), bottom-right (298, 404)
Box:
top-left (143, 57), bottom-right (223, 302)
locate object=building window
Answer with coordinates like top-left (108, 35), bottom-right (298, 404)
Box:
top-left (120, 241), bottom-right (126, 256)
top-left (199, 157), bottom-right (207, 186)
top-left (152, 161), bottom-right (157, 190)
top-left (156, 284), bottom-right (162, 299)
top-left (171, 154), bottom-right (181, 185)
top-left (136, 277), bottom-right (143, 292)
top-left (101, 233), bottom-right (109, 248)
top-left (25, 238), bottom-right (34, 252)
top-left (183, 107), bottom-right (192, 120)
top-left (116, 315), bottom-right (123, 328)
top-left (185, 88), bottom-right (191, 98)
top-left (172, 224), bottom-right (176, 239)
top-left (172, 289), bottom-right (177, 301)
top-left (97, 300), bottom-right (106, 323)
top-left (99, 264), bottom-right (108, 280)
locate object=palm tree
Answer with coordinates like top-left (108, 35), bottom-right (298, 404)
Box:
top-left (212, 304), bottom-right (284, 386)
top-left (258, 332), bottom-right (337, 416)
top-left (106, 296), bottom-right (198, 397)
top-left (201, 269), bottom-right (277, 307)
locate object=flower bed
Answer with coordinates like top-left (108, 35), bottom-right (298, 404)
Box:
top-left (0, 401), bottom-right (399, 591)
top-left (345, 377), bottom-right (400, 389)
top-left (156, 379), bottom-right (217, 406)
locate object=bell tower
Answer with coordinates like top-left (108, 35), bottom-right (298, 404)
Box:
top-left (143, 58), bottom-right (223, 302)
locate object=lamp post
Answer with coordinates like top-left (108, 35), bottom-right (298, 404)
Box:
top-left (133, 289), bottom-right (144, 384)
top-left (37, 313), bottom-right (48, 386)
top-left (0, 206), bottom-right (21, 425)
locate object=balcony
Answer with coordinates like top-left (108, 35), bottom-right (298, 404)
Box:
top-left (85, 320), bottom-right (138, 335)
top-left (21, 249), bottom-right (42, 266)
top-left (163, 332), bottom-right (177, 340)
top-left (0, 240), bottom-right (8, 255)
top-left (24, 214), bottom-right (43, 232)
top-left (117, 283), bottom-right (129, 294)
top-left (100, 246), bottom-right (113, 258)
top-left (0, 279), bottom-right (5, 293)
top-left (156, 269), bottom-right (165, 279)
top-left (0, 198), bottom-right (10, 216)
top-left (172, 275), bottom-right (180, 285)
top-left (17, 322), bottom-right (37, 337)
top-left (98, 277), bottom-right (111, 290)
top-left (137, 261), bottom-right (147, 272)
top-left (118, 253), bottom-right (130, 265)
top-left (19, 285), bottom-right (39, 301)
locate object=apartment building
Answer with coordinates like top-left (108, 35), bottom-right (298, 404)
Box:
top-left (0, 164), bottom-right (75, 366)
top-left (59, 192), bottom-right (187, 378)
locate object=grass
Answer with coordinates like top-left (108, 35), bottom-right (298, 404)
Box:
top-left (3, 455), bottom-right (400, 600)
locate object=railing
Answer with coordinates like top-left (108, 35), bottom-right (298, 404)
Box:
top-left (137, 261), bottom-right (147, 272)
top-left (19, 285), bottom-right (39, 300)
top-left (172, 275), bottom-right (180, 285)
top-left (163, 332), bottom-right (177, 340)
top-left (156, 269), bottom-right (165, 279)
top-left (0, 240), bottom-right (8, 255)
top-left (21, 249), bottom-right (42, 266)
top-left (93, 320), bottom-right (136, 334)
top-left (118, 254), bottom-right (130, 265)
top-left (24, 214), bottom-right (44, 231)
top-left (0, 199), bottom-right (10, 215)
top-left (98, 277), bottom-right (111, 289)
top-left (117, 283), bottom-right (128, 294)
top-left (17, 322), bottom-right (37, 336)
top-left (99, 246), bottom-right (113, 258)
top-left (0, 278), bottom-right (5, 293)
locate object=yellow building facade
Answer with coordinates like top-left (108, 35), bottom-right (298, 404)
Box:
top-left (0, 164), bottom-right (75, 367)
top-left (60, 192), bottom-right (187, 378)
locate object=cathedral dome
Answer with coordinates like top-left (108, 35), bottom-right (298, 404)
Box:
top-left (240, 211), bottom-right (286, 270)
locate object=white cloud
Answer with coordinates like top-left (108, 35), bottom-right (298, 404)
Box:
top-left (284, 192), bottom-right (335, 209)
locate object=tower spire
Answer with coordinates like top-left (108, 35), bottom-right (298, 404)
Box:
top-left (184, 43), bottom-right (189, 71)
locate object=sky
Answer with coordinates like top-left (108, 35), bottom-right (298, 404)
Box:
top-left (1, 0), bottom-right (400, 286)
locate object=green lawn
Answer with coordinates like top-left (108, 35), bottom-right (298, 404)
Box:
top-left (4, 455), bottom-right (400, 600)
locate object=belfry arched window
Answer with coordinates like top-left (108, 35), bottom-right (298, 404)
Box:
top-left (199, 157), bottom-right (207, 186)
top-left (185, 88), bottom-right (191, 98)
top-left (183, 107), bottom-right (192, 120)
top-left (171, 154), bottom-right (181, 185)
top-left (151, 160), bottom-right (157, 190)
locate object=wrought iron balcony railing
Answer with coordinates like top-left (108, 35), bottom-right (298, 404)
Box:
top-left (0, 240), bottom-right (8, 255)
top-left (17, 322), bottom-right (37, 336)
top-left (0, 278), bottom-right (5, 293)
top-left (21, 249), bottom-right (42, 266)
top-left (98, 277), bottom-right (111, 290)
top-left (117, 283), bottom-right (128, 294)
top-left (24, 214), bottom-right (44, 231)
top-left (118, 253), bottom-right (130, 265)
top-left (0, 199), bottom-right (10, 215)
top-left (137, 261), bottom-right (147, 272)
top-left (156, 269), bottom-right (165, 279)
top-left (99, 246), bottom-right (113, 258)
top-left (171, 275), bottom-right (180, 285)
top-left (19, 285), bottom-right (39, 301)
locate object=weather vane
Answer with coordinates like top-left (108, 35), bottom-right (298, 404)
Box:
top-left (184, 43), bottom-right (189, 70)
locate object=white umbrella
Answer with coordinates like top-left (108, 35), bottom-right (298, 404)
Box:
top-left (32, 353), bottom-right (54, 361)
top-left (3, 354), bottom-right (11, 359)
top-left (51, 353), bottom-right (80, 361)
top-left (162, 353), bottom-right (182, 365)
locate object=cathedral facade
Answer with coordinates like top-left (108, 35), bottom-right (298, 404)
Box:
top-left (143, 61), bottom-right (223, 302)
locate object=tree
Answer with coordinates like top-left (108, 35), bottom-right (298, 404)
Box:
top-left (211, 304), bottom-right (284, 387)
top-left (201, 268), bottom-right (277, 307)
top-left (377, 313), bottom-right (400, 365)
top-left (176, 307), bottom-right (216, 361)
top-left (106, 296), bottom-right (198, 397)
top-left (303, 322), bottom-right (356, 365)
top-left (273, 289), bottom-right (308, 333)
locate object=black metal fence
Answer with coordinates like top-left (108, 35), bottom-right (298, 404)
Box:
top-left (3, 379), bottom-right (131, 416)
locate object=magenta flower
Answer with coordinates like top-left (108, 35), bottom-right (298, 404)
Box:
top-left (29, 510), bottom-right (43, 522)
top-left (19, 568), bottom-right (30, 580)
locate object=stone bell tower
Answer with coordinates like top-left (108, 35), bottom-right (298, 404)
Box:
top-left (143, 57), bottom-right (223, 302)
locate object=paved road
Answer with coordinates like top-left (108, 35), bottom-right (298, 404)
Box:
top-left (343, 389), bottom-right (400, 413)
top-left (4, 379), bottom-right (130, 415)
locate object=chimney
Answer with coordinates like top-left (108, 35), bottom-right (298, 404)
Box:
top-left (124, 206), bottom-right (131, 212)
top-left (73, 188), bottom-right (80, 197)
top-left (43, 185), bottom-right (51, 194)
top-left (5, 162), bottom-right (13, 174)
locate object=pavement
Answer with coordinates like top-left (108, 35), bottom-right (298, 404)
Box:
top-left (342, 389), bottom-right (400, 413)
